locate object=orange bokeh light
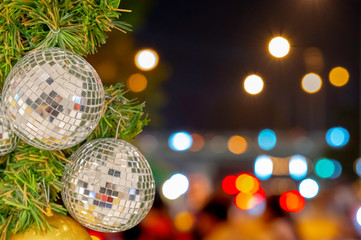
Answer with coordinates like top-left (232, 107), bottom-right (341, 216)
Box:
top-left (235, 192), bottom-right (257, 210)
top-left (329, 66), bottom-right (349, 87)
top-left (279, 190), bottom-right (305, 213)
top-left (174, 212), bottom-right (195, 232)
top-left (227, 135), bottom-right (248, 154)
top-left (190, 133), bottom-right (205, 152)
top-left (235, 174), bottom-right (260, 194)
top-left (127, 73), bottom-right (148, 92)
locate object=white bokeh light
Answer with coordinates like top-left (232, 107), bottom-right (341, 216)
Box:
top-left (289, 155), bottom-right (308, 180)
top-left (135, 49), bottom-right (159, 71)
top-left (268, 37), bottom-right (290, 58)
top-left (162, 180), bottom-right (180, 200)
top-left (243, 74), bottom-right (264, 95)
top-left (254, 155), bottom-right (273, 180)
top-left (170, 173), bottom-right (190, 195)
top-left (357, 207), bottom-right (361, 226)
top-left (169, 132), bottom-right (193, 151)
top-left (299, 178), bottom-right (319, 199)
top-left (162, 173), bottom-right (190, 200)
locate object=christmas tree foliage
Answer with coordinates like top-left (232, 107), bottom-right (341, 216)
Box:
top-left (0, 1), bottom-right (149, 239)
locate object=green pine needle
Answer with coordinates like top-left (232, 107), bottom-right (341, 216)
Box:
top-left (0, 0), bottom-right (133, 85)
top-left (0, 1), bottom-right (150, 239)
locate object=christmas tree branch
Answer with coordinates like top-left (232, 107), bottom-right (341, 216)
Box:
top-left (0, 143), bottom-right (68, 240)
top-left (0, 0), bottom-right (132, 85)
top-left (0, 1), bottom-right (147, 239)
top-left (89, 83), bottom-right (150, 141)
top-left (0, 84), bottom-right (149, 239)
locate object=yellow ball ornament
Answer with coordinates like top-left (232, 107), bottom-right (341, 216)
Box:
top-left (10, 214), bottom-right (92, 240)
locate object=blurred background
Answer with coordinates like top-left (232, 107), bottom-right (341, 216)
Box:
top-left (87, 0), bottom-right (361, 239)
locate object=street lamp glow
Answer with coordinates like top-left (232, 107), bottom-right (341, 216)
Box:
top-left (244, 74), bottom-right (264, 95)
top-left (302, 73), bottom-right (322, 94)
top-left (268, 37), bottom-right (290, 58)
top-left (135, 49), bottom-right (159, 71)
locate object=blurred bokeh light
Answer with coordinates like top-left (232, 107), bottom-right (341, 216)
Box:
top-left (299, 178), bottom-right (319, 199)
top-left (137, 134), bottom-right (159, 153)
top-left (301, 73), bottom-right (322, 94)
top-left (355, 158), bottom-right (361, 177)
top-left (326, 127), bottom-right (350, 148)
top-left (235, 192), bottom-right (257, 210)
top-left (268, 36), bottom-right (290, 58)
top-left (303, 47), bottom-right (324, 73)
top-left (289, 155), bottom-right (308, 180)
top-left (127, 73), bottom-right (148, 92)
top-left (357, 207), bottom-right (361, 227)
top-left (247, 198), bottom-right (266, 216)
top-left (235, 174), bottom-right (260, 194)
top-left (174, 212), bottom-right (195, 232)
top-left (254, 155), bottom-right (273, 180)
top-left (135, 49), bottom-right (159, 71)
top-left (208, 136), bottom-right (227, 153)
top-left (222, 175), bottom-right (238, 195)
top-left (168, 131), bottom-right (193, 151)
top-left (243, 74), bottom-right (264, 95)
top-left (227, 135), bottom-right (248, 154)
top-left (330, 160), bottom-right (342, 179)
top-left (190, 133), bottom-right (205, 152)
top-left (162, 173), bottom-right (190, 200)
top-left (315, 158), bottom-right (335, 179)
top-left (329, 66), bottom-right (349, 87)
top-left (258, 129), bottom-right (277, 150)
top-left (280, 191), bottom-right (305, 213)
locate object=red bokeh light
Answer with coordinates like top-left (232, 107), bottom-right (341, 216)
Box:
top-left (279, 190), bottom-right (305, 213)
top-left (222, 175), bottom-right (238, 195)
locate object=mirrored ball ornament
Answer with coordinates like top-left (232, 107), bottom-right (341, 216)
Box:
top-left (2, 47), bottom-right (104, 150)
top-left (62, 138), bottom-right (155, 232)
top-left (0, 100), bottom-right (18, 156)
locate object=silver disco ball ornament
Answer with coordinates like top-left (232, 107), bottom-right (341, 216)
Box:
top-left (2, 47), bottom-right (104, 150)
top-left (0, 101), bottom-right (18, 156)
top-left (62, 138), bottom-right (155, 232)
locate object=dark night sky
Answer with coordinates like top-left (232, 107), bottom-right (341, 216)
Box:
top-left (132, 0), bottom-right (360, 133)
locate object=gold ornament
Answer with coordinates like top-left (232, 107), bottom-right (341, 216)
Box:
top-left (10, 214), bottom-right (92, 240)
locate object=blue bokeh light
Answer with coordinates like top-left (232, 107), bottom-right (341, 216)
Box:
top-left (330, 160), bottom-right (342, 179)
top-left (326, 127), bottom-right (350, 148)
top-left (356, 158), bottom-right (361, 177)
top-left (258, 129), bottom-right (277, 151)
top-left (168, 131), bottom-right (193, 151)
